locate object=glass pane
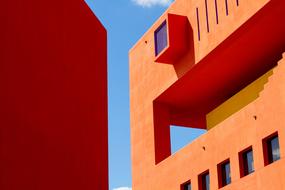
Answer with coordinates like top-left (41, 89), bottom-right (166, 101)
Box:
top-left (270, 136), bottom-right (280, 162)
top-left (246, 150), bottom-right (254, 174)
top-left (224, 162), bottom-right (231, 185)
top-left (155, 21), bottom-right (168, 56)
top-left (183, 183), bottom-right (191, 190)
top-left (201, 173), bottom-right (210, 190)
top-left (205, 173), bottom-right (210, 190)
top-left (220, 161), bottom-right (231, 187)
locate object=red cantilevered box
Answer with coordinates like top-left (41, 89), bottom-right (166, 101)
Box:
top-left (154, 13), bottom-right (191, 64)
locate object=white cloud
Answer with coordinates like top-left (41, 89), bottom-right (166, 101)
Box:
top-left (113, 187), bottom-right (132, 190)
top-left (132, 0), bottom-right (172, 7)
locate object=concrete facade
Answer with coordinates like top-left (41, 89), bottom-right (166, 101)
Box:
top-left (129, 0), bottom-right (285, 189)
top-left (0, 1), bottom-right (108, 190)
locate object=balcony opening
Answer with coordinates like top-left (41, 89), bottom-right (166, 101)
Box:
top-left (171, 125), bottom-right (206, 154)
top-left (153, 102), bottom-right (208, 164)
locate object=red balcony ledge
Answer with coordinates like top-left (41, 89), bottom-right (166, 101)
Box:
top-left (155, 0), bottom-right (285, 129)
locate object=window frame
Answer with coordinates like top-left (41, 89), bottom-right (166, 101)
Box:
top-left (198, 170), bottom-right (210, 190)
top-left (154, 20), bottom-right (168, 56)
top-left (180, 180), bottom-right (191, 190)
top-left (217, 159), bottom-right (231, 188)
top-left (262, 132), bottom-right (281, 166)
top-left (239, 146), bottom-right (255, 178)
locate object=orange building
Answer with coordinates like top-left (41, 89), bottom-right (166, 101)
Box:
top-left (129, 0), bottom-right (285, 189)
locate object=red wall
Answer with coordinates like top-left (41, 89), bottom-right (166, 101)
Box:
top-left (0, 1), bottom-right (108, 190)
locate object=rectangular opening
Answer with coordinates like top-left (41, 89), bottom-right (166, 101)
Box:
top-left (217, 159), bottom-right (231, 188)
top-left (170, 126), bottom-right (206, 154)
top-left (205, 0), bottom-right (210, 32)
top-left (154, 21), bottom-right (168, 56)
top-left (263, 132), bottom-right (280, 166)
top-left (239, 146), bottom-right (255, 178)
top-left (196, 8), bottom-right (201, 41)
top-left (199, 170), bottom-right (210, 190)
top-left (181, 180), bottom-right (191, 190)
top-left (214, 0), bottom-right (219, 24)
top-left (225, 0), bottom-right (229, 15)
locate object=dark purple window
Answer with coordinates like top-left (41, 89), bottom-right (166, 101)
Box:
top-left (155, 21), bottom-right (168, 56)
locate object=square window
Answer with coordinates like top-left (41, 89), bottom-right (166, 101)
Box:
top-left (181, 181), bottom-right (191, 190)
top-left (218, 159), bottom-right (231, 188)
top-left (199, 170), bottom-right (210, 190)
top-left (154, 21), bottom-right (168, 56)
top-left (239, 147), bottom-right (254, 178)
top-left (263, 132), bottom-right (280, 166)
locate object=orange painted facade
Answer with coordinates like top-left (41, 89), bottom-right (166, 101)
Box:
top-left (129, 0), bottom-right (285, 189)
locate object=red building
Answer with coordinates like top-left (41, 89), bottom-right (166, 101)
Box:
top-left (129, 0), bottom-right (285, 189)
top-left (0, 1), bottom-right (108, 190)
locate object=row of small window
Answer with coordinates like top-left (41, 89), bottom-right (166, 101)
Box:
top-left (181, 132), bottom-right (281, 190)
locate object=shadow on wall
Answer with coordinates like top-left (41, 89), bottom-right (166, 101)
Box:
top-left (173, 19), bottom-right (195, 78)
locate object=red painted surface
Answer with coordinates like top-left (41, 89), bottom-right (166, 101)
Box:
top-left (0, 1), bottom-right (108, 190)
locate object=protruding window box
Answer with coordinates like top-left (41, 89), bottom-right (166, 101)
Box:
top-left (154, 13), bottom-right (190, 64)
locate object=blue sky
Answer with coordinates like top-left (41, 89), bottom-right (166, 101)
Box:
top-left (85, 1), bottom-right (206, 190)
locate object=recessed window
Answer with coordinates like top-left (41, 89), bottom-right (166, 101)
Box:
top-left (199, 170), bottom-right (210, 190)
top-left (239, 147), bottom-right (254, 177)
top-left (154, 21), bottom-right (168, 56)
top-left (181, 181), bottom-right (191, 190)
top-left (218, 159), bottom-right (231, 188)
top-left (263, 132), bottom-right (280, 166)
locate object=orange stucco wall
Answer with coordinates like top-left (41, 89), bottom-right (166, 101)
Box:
top-left (129, 0), bottom-right (285, 189)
